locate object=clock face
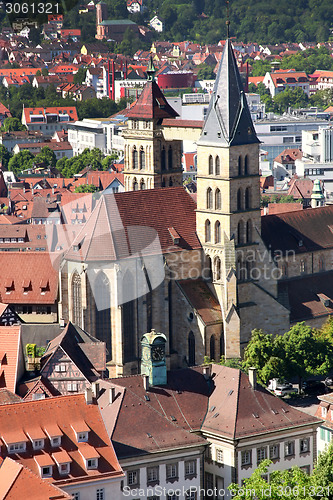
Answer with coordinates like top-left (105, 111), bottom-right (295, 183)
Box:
top-left (152, 346), bottom-right (165, 361)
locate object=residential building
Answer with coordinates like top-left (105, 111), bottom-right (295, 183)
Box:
top-left (127, 0), bottom-right (143, 13)
top-left (315, 393), bottom-right (333, 455)
top-left (0, 394), bottom-right (124, 500)
top-left (22, 107), bottom-right (79, 134)
top-left (96, 19), bottom-right (139, 42)
top-left (0, 130), bottom-right (46, 153)
top-left (263, 70), bottom-right (310, 97)
top-left (12, 141), bottom-right (73, 160)
top-left (295, 126), bottom-right (333, 193)
top-left (273, 148), bottom-right (303, 180)
top-left (149, 15), bottom-right (164, 32)
top-left (0, 325), bottom-right (25, 393)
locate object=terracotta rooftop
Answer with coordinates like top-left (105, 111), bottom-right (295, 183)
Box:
top-left (0, 457), bottom-right (71, 500)
top-left (0, 394), bottom-right (123, 485)
top-left (0, 326), bottom-right (21, 393)
top-left (65, 187), bottom-right (201, 262)
top-left (126, 80), bottom-right (179, 120)
top-left (177, 279), bottom-right (222, 325)
top-left (0, 253), bottom-right (59, 304)
top-left (261, 204), bottom-right (333, 254)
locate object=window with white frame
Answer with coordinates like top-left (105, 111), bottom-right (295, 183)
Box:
top-left (216, 448), bottom-right (224, 464)
top-left (241, 450), bottom-right (252, 466)
top-left (59, 463), bottom-right (70, 475)
top-left (147, 466), bottom-right (159, 483)
top-left (77, 432), bottom-right (88, 442)
top-left (41, 465), bottom-right (52, 477)
top-left (128, 469), bottom-right (139, 486)
top-left (67, 382), bottom-right (78, 392)
top-left (322, 407), bottom-right (328, 418)
top-left (166, 463), bottom-right (178, 480)
top-left (269, 444), bottom-right (279, 460)
top-left (33, 439), bottom-right (44, 450)
top-left (257, 447), bottom-right (267, 464)
top-left (51, 436), bottom-right (61, 447)
top-left (87, 458), bottom-right (98, 469)
top-left (185, 459), bottom-right (196, 477)
top-left (96, 489), bottom-right (104, 500)
top-left (55, 364), bottom-right (66, 372)
top-left (285, 441), bottom-right (295, 457)
top-left (8, 442), bottom-right (26, 454)
top-left (300, 438), bottom-right (310, 454)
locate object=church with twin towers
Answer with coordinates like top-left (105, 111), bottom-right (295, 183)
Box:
top-left (60, 39), bottom-right (331, 377)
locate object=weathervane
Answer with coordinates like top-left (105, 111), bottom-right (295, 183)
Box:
top-left (226, 0), bottom-right (230, 39)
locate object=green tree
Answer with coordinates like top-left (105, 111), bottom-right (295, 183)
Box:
top-left (7, 150), bottom-right (34, 175)
top-left (41, 68), bottom-right (49, 76)
top-left (0, 145), bottom-right (12, 169)
top-left (74, 184), bottom-right (99, 193)
top-left (312, 441), bottom-right (333, 497)
top-left (73, 67), bottom-right (87, 85)
top-left (197, 64), bottom-right (215, 80)
top-left (34, 146), bottom-right (57, 168)
top-left (1, 117), bottom-right (26, 132)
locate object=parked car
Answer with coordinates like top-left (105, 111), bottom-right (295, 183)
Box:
top-left (302, 380), bottom-right (326, 395)
top-left (267, 379), bottom-right (296, 397)
top-left (324, 377), bottom-right (333, 389)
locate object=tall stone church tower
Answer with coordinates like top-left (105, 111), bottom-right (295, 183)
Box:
top-left (123, 59), bottom-right (183, 191)
top-left (196, 39), bottom-right (289, 356)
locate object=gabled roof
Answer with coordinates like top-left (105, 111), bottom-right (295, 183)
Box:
top-left (65, 188), bottom-right (200, 263)
top-left (177, 279), bottom-right (222, 325)
top-left (201, 365), bottom-right (320, 439)
top-left (198, 39), bottom-right (259, 147)
top-left (0, 388), bottom-right (22, 405)
top-left (0, 457), bottom-right (71, 500)
top-left (0, 395), bottom-right (123, 483)
top-left (0, 326), bottom-right (21, 393)
top-left (41, 322), bottom-right (106, 380)
top-left (261, 204), bottom-right (333, 254)
top-left (0, 253), bottom-right (58, 304)
top-left (126, 80), bottom-right (179, 120)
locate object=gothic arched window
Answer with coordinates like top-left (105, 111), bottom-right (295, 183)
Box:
top-left (205, 219), bottom-right (211, 242)
top-left (133, 178), bottom-right (138, 191)
top-left (133, 147), bottom-right (138, 169)
top-left (72, 271), bottom-right (81, 327)
top-left (214, 256), bottom-right (221, 281)
top-left (139, 147), bottom-right (145, 170)
top-left (215, 188), bottom-right (221, 210)
top-left (244, 155), bottom-right (249, 175)
top-left (209, 155), bottom-right (213, 175)
top-left (169, 177), bottom-right (173, 186)
top-left (188, 331), bottom-right (195, 366)
top-left (238, 156), bottom-right (242, 176)
top-left (237, 220), bottom-right (244, 245)
top-left (245, 187), bottom-right (251, 209)
top-left (215, 221), bottom-right (221, 244)
top-left (140, 179), bottom-right (146, 190)
top-left (94, 272), bottom-right (112, 360)
top-left (215, 156), bottom-right (220, 175)
top-left (207, 188), bottom-right (213, 209)
top-left (246, 219), bottom-right (252, 243)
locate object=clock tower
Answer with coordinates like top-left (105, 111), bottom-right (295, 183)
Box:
top-left (141, 330), bottom-right (167, 386)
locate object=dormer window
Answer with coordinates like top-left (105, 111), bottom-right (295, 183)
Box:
top-left (22, 280), bottom-right (32, 294)
top-left (52, 450), bottom-right (72, 475)
top-left (33, 439), bottom-right (44, 450)
top-left (41, 466), bottom-right (52, 477)
top-left (87, 458), bottom-right (98, 469)
top-left (51, 436), bottom-right (61, 447)
top-left (78, 432), bottom-right (88, 442)
top-left (8, 442), bottom-right (26, 454)
top-left (5, 279), bottom-right (14, 294)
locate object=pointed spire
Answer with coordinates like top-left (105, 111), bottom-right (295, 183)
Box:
top-left (198, 39), bottom-right (259, 147)
top-left (147, 55), bottom-right (156, 82)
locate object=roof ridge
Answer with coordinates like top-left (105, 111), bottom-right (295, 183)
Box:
top-left (232, 369), bottom-right (241, 439)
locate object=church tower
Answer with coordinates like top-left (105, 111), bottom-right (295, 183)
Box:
top-left (196, 39), bottom-right (289, 357)
top-left (122, 58), bottom-right (183, 191)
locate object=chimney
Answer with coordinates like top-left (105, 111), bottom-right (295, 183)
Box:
top-left (143, 374), bottom-right (149, 391)
top-left (203, 364), bottom-right (211, 380)
top-left (248, 367), bottom-right (257, 390)
top-left (92, 382), bottom-right (100, 398)
top-left (85, 386), bottom-right (93, 404)
top-left (109, 386), bottom-right (116, 404)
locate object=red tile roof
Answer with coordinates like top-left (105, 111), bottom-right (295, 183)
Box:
top-left (0, 253), bottom-right (59, 304)
top-left (264, 202), bottom-right (303, 215)
top-left (178, 279), bottom-right (222, 325)
top-left (0, 395), bottom-right (123, 485)
top-left (274, 148), bottom-right (302, 164)
top-left (0, 326), bottom-right (20, 393)
top-left (261, 204), bottom-right (333, 254)
top-left (65, 187), bottom-right (201, 262)
top-left (23, 107), bottom-right (78, 125)
top-left (163, 118), bottom-right (203, 128)
top-left (0, 457), bottom-right (71, 500)
top-left (126, 81), bottom-right (179, 120)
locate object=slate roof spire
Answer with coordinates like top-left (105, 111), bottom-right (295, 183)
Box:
top-left (198, 38), bottom-right (259, 147)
